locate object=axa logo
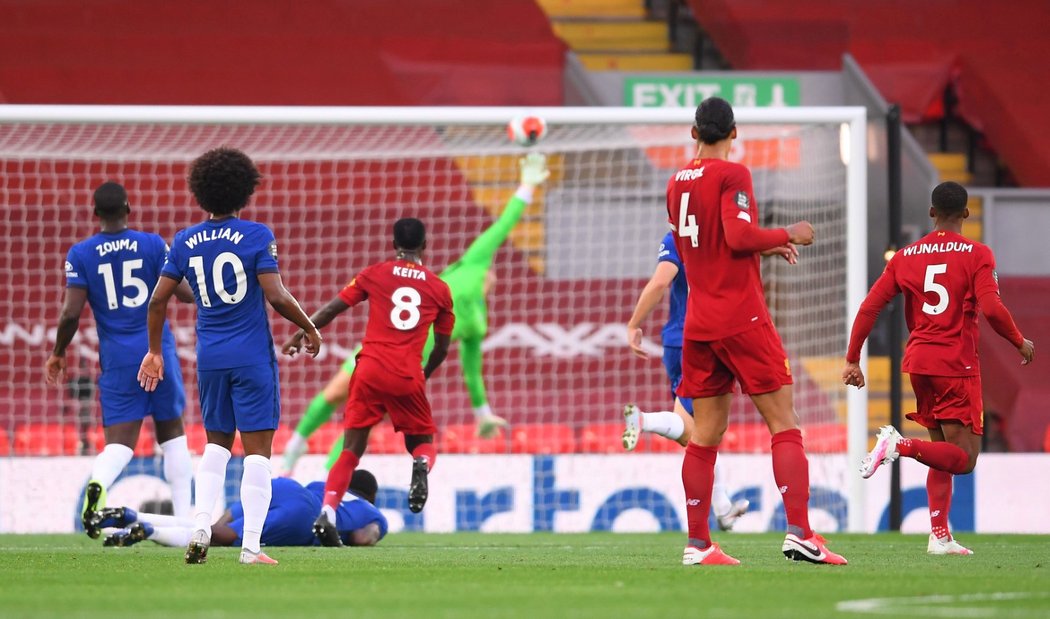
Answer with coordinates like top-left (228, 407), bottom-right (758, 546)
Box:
top-left (482, 323), bottom-right (662, 358)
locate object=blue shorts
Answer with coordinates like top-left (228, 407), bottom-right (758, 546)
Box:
top-left (98, 350), bottom-right (185, 427)
top-left (228, 478), bottom-right (319, 547)
top-left (661, 345), bottom-right (694, 416)
top-left (198, 362), bottom-right (280, 433)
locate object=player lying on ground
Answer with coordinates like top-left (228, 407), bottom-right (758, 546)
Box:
top-left (279, 153), bottom-right (551, 475)
top-left (139, 147), bottom-right (322, 566)
top-left (98, 472), bottom-right (386, 548)
top-left (283, 218), bottom-right (454, 546)
top-left (46, 181), bottom-right (194, 535)
top-left (623, 231), bottom-right (751, 530)
top-left (668, 97), bottom-right (845, 566)
top-left (844, 181), bottom-right (1034, 556)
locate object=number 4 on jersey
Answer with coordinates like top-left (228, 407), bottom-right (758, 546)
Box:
top-left (678, 192), bottom-right (699, 247)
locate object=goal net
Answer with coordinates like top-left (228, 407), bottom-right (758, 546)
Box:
top-left (0, 106), bottom-right (868, 533)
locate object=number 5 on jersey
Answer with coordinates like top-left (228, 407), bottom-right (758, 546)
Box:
top-left (391, 286), bottom-right (422, 330)
top-left (678, 192), bottom-right (699, 247)
top-left (923, 263), bottom-right (949, 315)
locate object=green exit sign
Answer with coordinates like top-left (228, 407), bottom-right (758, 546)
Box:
top-left (625, 77), bottom-right (800, 107)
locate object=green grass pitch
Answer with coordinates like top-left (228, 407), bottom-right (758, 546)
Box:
top-left (1, 533), bottom-right (1048, 618)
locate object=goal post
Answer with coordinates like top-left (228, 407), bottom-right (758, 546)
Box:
top-left (0, 105), bottom-right (867, 533)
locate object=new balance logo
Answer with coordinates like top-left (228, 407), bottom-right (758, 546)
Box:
top-left (686, 499), bottom-right (701, 506)
top-left (931, 510), bottom-right (941, 518)
top-left (779, 485), bottom-right (788, 494)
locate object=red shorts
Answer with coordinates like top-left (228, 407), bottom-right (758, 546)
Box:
top-left (344, 358), bottom-right (436, 435)
top-left (906, 374), bottom-right (983, 435)
top-left (677, 322), bottom-right (793, 398)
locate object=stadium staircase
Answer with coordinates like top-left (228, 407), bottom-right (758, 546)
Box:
top-left (536, 0), bottom-right (692, 72)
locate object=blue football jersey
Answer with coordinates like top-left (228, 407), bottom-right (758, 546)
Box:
top-left (162, 218), bottom-right (278, 370)
top-left (306, 481), bottom-right (389, 543)
top-left (64, 229), bottom-right (178, 370)
top-left (657, 231), bottom-right (688, 348)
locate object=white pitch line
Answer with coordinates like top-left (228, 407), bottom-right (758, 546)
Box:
top-left (837, 592), bottom-right (1050, 618)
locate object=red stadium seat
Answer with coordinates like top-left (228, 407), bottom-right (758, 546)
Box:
top-left (0, 426), bottom-right (10, 456)
top-left (439, 423), bottom-right (507, 454)
top-left (366, 424), bottom-right (403, 455)
top-left (183, 424), bottom-right (208, 454)
top-left (14, 423), bottom-right (80, 456)
top-left (722, 422), bottom-right (771, 453)
top-left (307, 423), bottom-right (342, 455)
top-left (511, 423), bottom-right (576, 454)
top-left (804, 423), bottom-right (848, 453)
top-left (86, 424), bottom-right (156, 457)
top-left (578, 423), bottom-right (624, 454)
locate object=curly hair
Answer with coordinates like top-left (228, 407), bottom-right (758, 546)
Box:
top-left (187, 147), bottom-right (261, 216)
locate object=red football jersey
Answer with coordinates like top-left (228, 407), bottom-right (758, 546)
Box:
top-left (666, 158), bottom-right (788, 341)
top-left (853, 230), bottom-right (1001, 376)
top-left (338, 259), bottom-right (454, 378)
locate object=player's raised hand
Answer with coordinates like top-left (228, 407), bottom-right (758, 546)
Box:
top-left (842, 361), bottom-right (865, 388)
top-left (626, 326), bottom-right (649, 359)
top-left (786, 221), bottom-right (815, 246)
top-left (303, 328), bottom-right (323, 358)
top-left (44, 354), bottom-right (66, 386)
top-left (137, 352), bottom-right (164, 392)
top-left (1018, 338), bottom-right (1035, 365)
top-left (519, 152), bottom-right (550, 187)
top-left (281, 331), bottom-right (306, 357)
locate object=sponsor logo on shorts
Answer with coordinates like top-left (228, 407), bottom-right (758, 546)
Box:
top-left (784, 358), bottom-right (792, 376)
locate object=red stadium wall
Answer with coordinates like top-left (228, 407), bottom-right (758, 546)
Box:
top-left (686, 0), bottom-right (1050, 186)
top-left (0, 0), bottom-right (565, 106)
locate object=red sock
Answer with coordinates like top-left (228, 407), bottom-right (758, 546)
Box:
top-left (322, 450), bottom-right (360, 511)
top-left (927, 468), bottom-right (953, 539)
top-left (682, 442), bottom-right (717, 548)
top-left (411, 442), bottom-right (437, 471)
top-left (771, 429), bottom-right (813, 539)
top-left (897, 438), bottom-right (969, 474)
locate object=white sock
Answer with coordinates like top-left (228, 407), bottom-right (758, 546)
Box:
top-left (711, 462), bottom-right (733, 517)
top-left (473, 403), bottom-right (493, 419)
top-left (135, 512), bottom-right (194, 527)
top-left (160, 436), bottom-right (193, 520)
top-left (149, 525), bottom-right (193, 548)
top-left (239, 454), bottom-right (273, 554)
top-left (321, 504), bottom-right (337, 523)
top-left (91, 443), bottom-right (135, 488)
top-left (193, 443), bottom-right (231, 535)
top-left (282, 433), bottom-right (308, 470)
top-left (640, 411), bottom-right (685, 441)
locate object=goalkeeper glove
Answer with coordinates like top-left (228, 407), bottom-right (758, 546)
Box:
top-left (519, 152), bottom-right (550, 187)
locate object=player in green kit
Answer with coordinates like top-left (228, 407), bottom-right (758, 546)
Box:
top-left (280, 153), bottom-right (549, 474)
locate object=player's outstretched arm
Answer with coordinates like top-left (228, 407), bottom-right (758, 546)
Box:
top-left (282, 295), bottom-right (350, 356)
top-left (843, 264), bottom-right (901, 388)
top-left (45, 287), bottom-right (88, 385)
top-left (139, 275), bottom-right (179, 391)
top-left (626, 261), bottom-right (678, 359)
top-left (423, 332), bottom-right (452, 379)
top-left (259, 272), bottom-right (322, 357)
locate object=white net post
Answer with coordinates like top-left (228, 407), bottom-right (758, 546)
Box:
top-left (0, 105), bottom-right (866, 533)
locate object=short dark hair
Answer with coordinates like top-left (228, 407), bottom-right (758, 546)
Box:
top-left (694, 97), bottom-right (736, 144)
top-left (393, 218), bottom-right (426, 251)
top-left (93, 181), bottom-right (129, 218)
top-left (187, 147), bottom-right (261, 216)
top-left (349, 469), bottom-right (378, 504)
top-left (931, 181), bottom-right (968, 217)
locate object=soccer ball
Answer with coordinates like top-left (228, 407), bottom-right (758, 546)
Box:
top-left (507, 116), bottom-right (547, 147)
